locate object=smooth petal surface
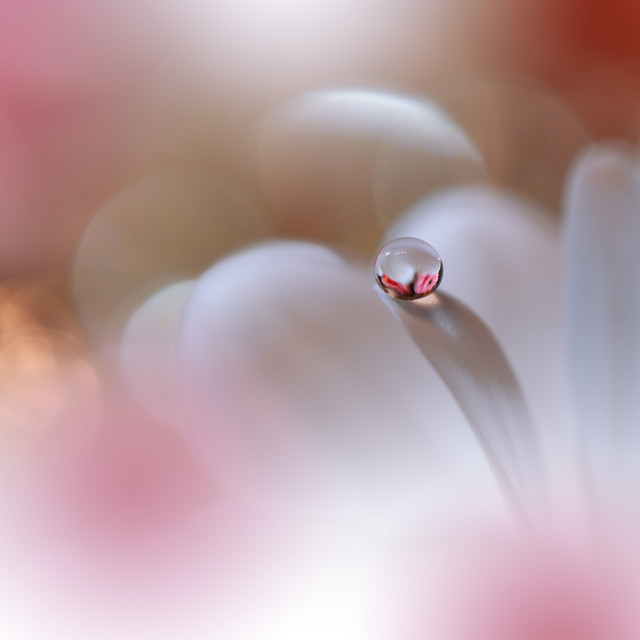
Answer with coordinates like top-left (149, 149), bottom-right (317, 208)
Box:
top-left (380, 292), bottom-right (544, 529)
top-left (178, 241), bottom-right (507, 531)
top-left (388, 187), bottom-right (575, 517)
top-left (565, 143), bottom-right (640, 510)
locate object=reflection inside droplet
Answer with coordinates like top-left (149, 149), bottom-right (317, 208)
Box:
top-left (375, 237), bottom-right (442, 300)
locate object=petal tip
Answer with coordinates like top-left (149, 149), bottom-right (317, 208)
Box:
top-left (569, 141), bottom-right (640, 190)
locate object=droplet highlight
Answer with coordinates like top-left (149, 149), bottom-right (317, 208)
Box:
top-left (375, 237), bottom-right (443, 300)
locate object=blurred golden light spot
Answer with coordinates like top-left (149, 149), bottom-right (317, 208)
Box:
top-left (0, 280), bottom-right (100, 468)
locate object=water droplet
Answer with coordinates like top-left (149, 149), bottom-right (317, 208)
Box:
top-left (375, 237), bottom-right (443, 300)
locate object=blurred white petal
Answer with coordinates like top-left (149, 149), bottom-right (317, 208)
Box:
top-left (565, 143), bottom-right (640, 509)
top-left (431, 75), bottom-right (590, 211)
top-left (259, 90), bottom-right (485, 245)
top-left (178, 241), bottom-right (506, 531)
top-left (119, 281), bottom-right (195, 429)
top-left (175, 0), bottom-right (461, 98)
top-left (73, 174), bottom-right (270, 344)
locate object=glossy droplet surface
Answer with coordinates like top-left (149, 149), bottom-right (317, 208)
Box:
top-left (375, 237), bottom-right (442, 300)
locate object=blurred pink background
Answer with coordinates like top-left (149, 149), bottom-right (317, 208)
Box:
top-left (3, 1), bottom-right (640, 638)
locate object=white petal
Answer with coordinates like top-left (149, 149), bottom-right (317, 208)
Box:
top-left (178, 241), bottom-right (506, 531)
top-left (73, 174), bottom-right (270, 344)
top-left (431, 75), bottom-right (590, 211)
top-left (388, 187), bottom-right (574, 512)
top-left (565, 143), bottom-right (640, 507)
top-left (119, 281), bottom-right (196, 429)
top-left (379, 292), bottom-right (545, 529)
top-left (259, 90), bottom-right (485, 244)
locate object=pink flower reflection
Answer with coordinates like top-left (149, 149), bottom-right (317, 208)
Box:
top-left (380, 273), bottom-right (412, 298)
top-left (413, 272), bottom-right (439, 296)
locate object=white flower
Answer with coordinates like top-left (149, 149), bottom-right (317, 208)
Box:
top-left (118, 140), bottom-right (640, 638)
top-left (6, 86), bottom-right (640, 638)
